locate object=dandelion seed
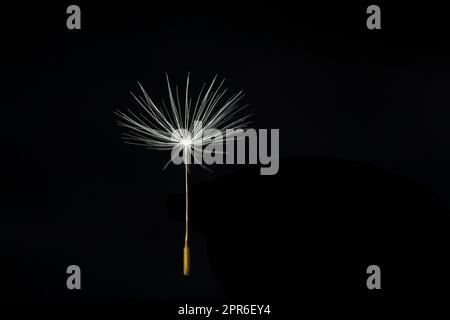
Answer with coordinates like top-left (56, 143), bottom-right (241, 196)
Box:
top-left (115, 74), bottom-right (250, 276)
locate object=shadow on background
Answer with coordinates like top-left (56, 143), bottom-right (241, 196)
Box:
top-left (169, 156), bottom-right (449, 316)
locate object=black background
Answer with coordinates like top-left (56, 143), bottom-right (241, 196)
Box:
top-left (1, 1), bottom-right (449, 317)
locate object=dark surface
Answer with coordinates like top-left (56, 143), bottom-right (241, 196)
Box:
top-left (0, 1), bottom-right (450, 316)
